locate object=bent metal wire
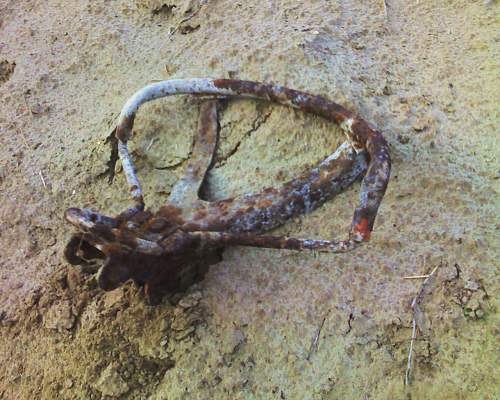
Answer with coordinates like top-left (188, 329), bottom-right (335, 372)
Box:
top-left (64, 79), bottom-right (391, 304)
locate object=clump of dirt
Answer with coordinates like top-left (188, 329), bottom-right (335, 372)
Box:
top-left (0, 60), bottom-right (15, 85)
top-left (0, 0), bottom-right (498, 399)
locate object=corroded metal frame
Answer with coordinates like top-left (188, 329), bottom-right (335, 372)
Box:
top-left (64, 79), bottom-right (391, 303)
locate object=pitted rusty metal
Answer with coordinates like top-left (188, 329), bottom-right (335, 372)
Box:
top-left (64, 79), bottom-right (391, 304)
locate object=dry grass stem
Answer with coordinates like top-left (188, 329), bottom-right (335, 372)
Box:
top-left (403, 275), bottom-right (430, 280)
top-left (404, 264), bottom-right (440, 386)
top-left (307, 311), bottom-right (329, 361)
top-left (23, 93), bottom-right (34, 119)
top-left (146, 138), bottom-right (157, 151)
top-left (169, 1), bottom-right (207, 37)
top-left (16, 126), bottom-right (30, 148)
top-left (39, 170), bottom-right (47, 188)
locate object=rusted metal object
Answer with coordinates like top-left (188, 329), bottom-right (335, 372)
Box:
top-left (64, 79), bottom-right (391, 304)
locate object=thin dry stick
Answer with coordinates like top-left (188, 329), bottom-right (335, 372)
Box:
top-left (307, 310), bottom-right (329, 360)
top-left (383, 0), bottom-right (388, 17)
top-left (404, 264), bottom-right (440, 386)
top-left (169, 1), bottom-right (207, 37)
top-left (18, 92), bottom-right (33, 148)
top-left (146, 138), bottom-right (157, 151)
top-left (15, 126), bottom-right (30, 148)
top-left (23, 93), bottom-right (34, 119)
top-left (39, 170), bottom-right (47, 189)
top-left (403, 274), bottom-right (430, 280)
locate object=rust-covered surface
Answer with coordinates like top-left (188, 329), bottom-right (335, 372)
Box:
top-left (64, 79), bottom-right (390, 303)
top-left (211, 79), bottom-right (391, 241)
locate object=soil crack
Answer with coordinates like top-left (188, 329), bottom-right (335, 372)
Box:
top-left (215, 109), bottom-right (272, 167)
top-left (154, 155), bottom-right (191, 170)
top-left (345, 313), bottom-right (354, 335)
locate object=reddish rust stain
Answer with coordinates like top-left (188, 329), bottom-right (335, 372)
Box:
top-left (157, 204), bottom-right (185, 225)
top-left (193, 208), bottom-right (208, 220)
top-left (258, 199), bottom-right (274, 208)
top-left (146, 218), bottom-right (170, 232)
top-left (115, 114), bottom-right (135, 142)
top-left (352, 218), bottom-right (371, 241)
top-left (262, 187), bottom-right (278, 195)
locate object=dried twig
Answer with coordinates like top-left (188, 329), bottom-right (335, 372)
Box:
top-left (405, 264), bottom-right (440, 386)
top-left (23, 93), bottom-right (34, 120)
top-left (403, 274), bottom-right (430, 280)
top-left (18, 92), bottom-right (33, 148)
top-left (307, 311), bottom-right (329, 361)
top-left (39, 170), bottom-right (47, 189)
top-left (146, 138), bottom-right (157, 151)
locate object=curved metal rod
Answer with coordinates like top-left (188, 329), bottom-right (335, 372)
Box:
top-left (189, 231), bottom-right (357, 253)
top-left (168, 100), bottom-right (219, 207)
top-left (115, 78), bottom-right (391, 243)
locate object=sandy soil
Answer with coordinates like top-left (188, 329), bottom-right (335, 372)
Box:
top-left (0, 0), bottom-right (498, 399)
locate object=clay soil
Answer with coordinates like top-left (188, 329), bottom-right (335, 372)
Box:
top-left (0, 0), bottom-right (498, 399)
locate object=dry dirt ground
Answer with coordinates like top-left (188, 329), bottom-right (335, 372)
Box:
top-left (0, 0), bottom-right (499, 399)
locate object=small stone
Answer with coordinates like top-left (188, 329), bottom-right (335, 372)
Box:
top-left (103, 289), bottom-right (124, 309)
top-left (350, 315), bottom-right (374, 337)
top-left (474, 309), bottom-right (485, 319)
top-left (31, 103), bottom-right (50, 115)
top-left (467, 298), bottom-right (480, 312)
top-left (94, 363), bottom-right (129, 397)
top-left (440, 264), bottom-right (459, 282)
top-left (24, 289), bottom-right (41, 307)
top-left (397, 134), bottom-right (410, 144)
top-left (412, 120), bottom-right (428, 131)
top-left (46, 235), bottom-right (57, 247)
top-left (178, 291), bottom-right (202, 309)
top-left (43, 300), bottom-right (75, 332)
top-left (464, 280), bottom-right (480, 292)
top-left (444, 103), bottom-right (455, 113)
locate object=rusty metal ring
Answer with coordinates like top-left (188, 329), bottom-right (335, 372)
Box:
top-left (114, 78), bottom-right (391, 243)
